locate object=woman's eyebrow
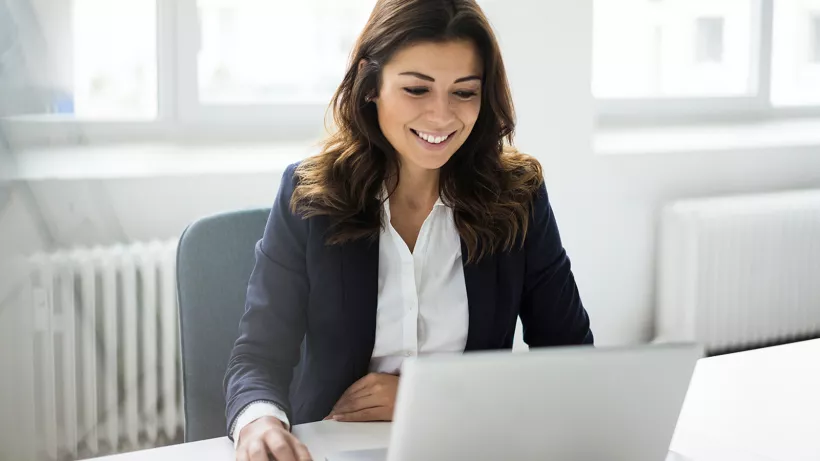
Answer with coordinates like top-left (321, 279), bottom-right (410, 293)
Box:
top-left (399, 71), bottom-right (482, 83)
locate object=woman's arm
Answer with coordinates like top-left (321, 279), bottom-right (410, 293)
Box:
top-left (519, 183), bottom-right (594, 347)
top-left (224, 163), bottom-right (309, 439)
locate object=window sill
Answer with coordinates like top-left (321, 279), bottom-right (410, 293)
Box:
top-left (10, 142), bottom-right (315, 181)
top-left (11, 118), bottom-right (820, 181)
top-left (593, 119), bottom-right (820, 156)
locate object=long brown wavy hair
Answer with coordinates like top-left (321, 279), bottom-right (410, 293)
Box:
top-left (291, 0), bottom-right (543, 263)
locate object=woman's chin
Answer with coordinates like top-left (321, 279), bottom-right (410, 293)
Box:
top-left (408, 151), bottom-right (455, 171)
top-left (407, 142), bottom-right (464, 170)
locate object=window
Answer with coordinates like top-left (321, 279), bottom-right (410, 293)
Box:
top-left (771, 0), bottom-right (820, 106)
top-left (72, 0), bottom-right (158, 118)
top-left (177, 0), bottom-right (377, 127)
top-left (4, 0), bottom-right (157, 119)
top-left (593, 0), bottom-right (755, 100)
top-left (812, 14), bottom-right (820, 63)
top-left (695, 17), bottom-right (725, 64)
top-left (194, 0), bottom-right (371, 105)
top-left (5, 0), bottom-right (498, 146)
top-left (594, 0), bottom-right (820, 123)
top-left (4, 0), bottom-right (379, 144)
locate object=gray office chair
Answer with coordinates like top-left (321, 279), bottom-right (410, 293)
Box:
top-left (176, 208), bottom-right (270, 442)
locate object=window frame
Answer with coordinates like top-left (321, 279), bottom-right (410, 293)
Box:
top-left (595, 0), bottom-right (820, 126)
top-left (3, 0), bottom-right (330, 148)
top-left (171, 0), bottom-right (329, 135)
top-left (6, 0), bottom-right (820, 148)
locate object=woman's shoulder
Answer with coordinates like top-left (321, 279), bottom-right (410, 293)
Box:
top-left (284, 160), bottom-right (304, 185)
top-left (498, 148), bottom-right (545, 204)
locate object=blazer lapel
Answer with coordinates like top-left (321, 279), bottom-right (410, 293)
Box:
top-left (461, 240), bottom-right (498, 351)
top-left (341, 236), bottom-right (380, 377)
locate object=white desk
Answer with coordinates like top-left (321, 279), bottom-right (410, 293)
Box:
top-left (669, 339), bottom-right (820, 461)
top-left (89, 339), bottom-right (820, 461)
top-left (85, 421), bottom-right (391, 461)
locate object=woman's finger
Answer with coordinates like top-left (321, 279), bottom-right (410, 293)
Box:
top-left (337, 373), bottom-right (376, 403)
top-left (264, 432), bottom-right (297, 461)
top-left (333, 392), bottom-right (383, 414)
top-left (333, 387), bottom-right (374, 411)
top-left (288, 435), bottom-right (313, 461)
top-left (247, 439), bottom-right (271, 461)
top-left (332, 407), bottom-right (381, 422)
top-left (236, 445), bottom-right (250, 461)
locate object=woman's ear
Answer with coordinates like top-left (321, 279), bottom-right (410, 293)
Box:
top-left (358, 59), bottom-right (378, 103)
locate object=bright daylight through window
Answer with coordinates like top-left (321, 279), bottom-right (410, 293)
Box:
top-left (593, 0), bottom-right (820, 115)
top-left (9, 0), bottom-right (820, 125)
top-left (196, 0), bottom-right (374, 105)
top-left (64, 0), bottom-right (156, 118)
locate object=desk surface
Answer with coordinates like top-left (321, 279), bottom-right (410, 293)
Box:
top-left (88, 339), bottom-right (820, 461)
top-left (670, 339), bottom-right (820, 461)
top-left (84, 421), bottom-right (391, 461)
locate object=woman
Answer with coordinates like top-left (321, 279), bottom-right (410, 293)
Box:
top-left (226, 0), bottom-right (593, 460)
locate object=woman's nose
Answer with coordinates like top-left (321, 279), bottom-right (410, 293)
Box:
top-left (425, 93), bottom-right (455, 125)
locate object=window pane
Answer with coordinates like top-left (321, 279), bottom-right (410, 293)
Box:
top-left (696, 17), bottom-right (726, 63)
top-left (771, 0), bottom-right (820, 106)
top-left (72, 0), bottom-right (157, 118)
top-left (196, 0), bottom-right (376, 105)
top-left (593, 0), bottom-right (756, 99)
top-left (4, 0), bottom-right (157, 119)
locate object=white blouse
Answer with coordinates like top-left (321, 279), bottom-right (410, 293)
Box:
top-left (369, 193), bottom-right (469, 374)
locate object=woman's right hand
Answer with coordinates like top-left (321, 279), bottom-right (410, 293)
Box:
top-left (236, 416), bottom-right (312, 461)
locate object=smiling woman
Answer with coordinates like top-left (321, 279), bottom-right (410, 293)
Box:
top-left (376, 41), bottom-right (482, 171)
top-left (290, 0), bottom-right (539, 261)
top-left (225, 1), bottom-right (593, 460)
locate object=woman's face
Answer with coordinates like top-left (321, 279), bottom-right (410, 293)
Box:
top-left (374, 40), bottom-right (483, 172)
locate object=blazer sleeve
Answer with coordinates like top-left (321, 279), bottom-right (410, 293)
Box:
top-left (519, 183), bottom-right (594, 347)
top-left (224, 163), bottom-right (309, 438)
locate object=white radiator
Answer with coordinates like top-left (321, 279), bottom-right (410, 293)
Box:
top-left (25, 241), bottom-right (182, 461)
top-left (656, 190), bottom-right (820, 353)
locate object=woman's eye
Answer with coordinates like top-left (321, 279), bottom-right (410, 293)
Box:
top-left (403, 87), bottom-right (429, 96)
top-left (454, 90), bottom-right (478, 99)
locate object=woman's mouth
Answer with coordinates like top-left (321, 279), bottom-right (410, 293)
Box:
top-left (410, 129), bottom-right (457, 150)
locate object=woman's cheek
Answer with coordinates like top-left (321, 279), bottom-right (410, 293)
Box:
top-left (462, 98), bottom-right (481, 124)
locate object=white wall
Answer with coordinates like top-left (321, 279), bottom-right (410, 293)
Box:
top-left (24, 172), bottom-right (282, 246)
top-left (490, 0), bottom-right (658, 344)
top-left (7, 0), bottom-right (820, 347)
top-left (0, 268), bottom-right (38, 461)
top-left (26, 0), bottom-right (73, 92)
top-left (0, 166), bottom-right (44, 461)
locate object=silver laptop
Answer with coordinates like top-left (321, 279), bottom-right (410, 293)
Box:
top-left (328, 344), bottom-right (702, 461)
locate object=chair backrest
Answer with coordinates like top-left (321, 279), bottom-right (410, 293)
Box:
top-left (176, 208), bottom-right (270, 442)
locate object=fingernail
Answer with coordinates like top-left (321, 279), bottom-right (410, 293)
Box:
top-left (332, 415), bottom-right (342, 421)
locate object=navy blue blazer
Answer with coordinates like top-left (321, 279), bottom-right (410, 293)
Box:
top-left (224, 162), bottom-right (593, 436)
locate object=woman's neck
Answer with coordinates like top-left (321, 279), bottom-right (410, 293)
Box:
top-left (391, 162), bottom-right (440, 211)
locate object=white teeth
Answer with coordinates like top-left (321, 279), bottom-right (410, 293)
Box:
top-left (415, 130), bottom-right (450, 144)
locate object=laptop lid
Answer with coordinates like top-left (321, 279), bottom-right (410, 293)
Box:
top-left (386, 344), bottom-right (702, 461)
